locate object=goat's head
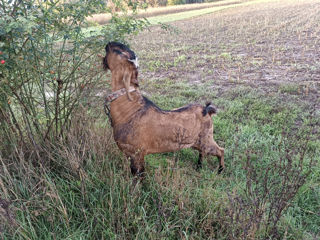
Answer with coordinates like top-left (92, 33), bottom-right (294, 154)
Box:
top-left (103, 42), bottom-right (139, 89)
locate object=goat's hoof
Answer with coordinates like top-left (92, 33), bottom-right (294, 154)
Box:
top-left (218, 166), bottom-right (224, 174)
top-left (196, 164), bottom-right (202, 171)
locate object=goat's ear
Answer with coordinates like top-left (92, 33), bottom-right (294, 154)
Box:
top-left (131, 70), bottom-right (139, 85)
top-left (128, 57), bottom-right (139, 68)
top-left (123, 70), bottom-right (133, 101)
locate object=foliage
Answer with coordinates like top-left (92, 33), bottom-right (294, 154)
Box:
top-left (0, 0), bottom-right (148, 156)
top-left (0, 1), bottom-right (149, 237)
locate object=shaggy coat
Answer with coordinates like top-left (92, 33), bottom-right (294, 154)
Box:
top-left (103, 42), bottom-right (224, 176)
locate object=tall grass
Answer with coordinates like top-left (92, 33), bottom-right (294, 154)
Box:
top-left (1, 88), bottom-right (318, 239)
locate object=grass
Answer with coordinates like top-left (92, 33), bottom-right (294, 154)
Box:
top-left (1, 0), bottom-right (320, 239)
top-left (2, 86), bottom-right (318, 239)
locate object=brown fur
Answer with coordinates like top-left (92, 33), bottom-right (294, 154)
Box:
top-left (104, 42), bottom-right (224, 176)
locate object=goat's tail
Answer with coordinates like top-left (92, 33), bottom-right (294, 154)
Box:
top-left (202, 102), bottom-right (217, 116)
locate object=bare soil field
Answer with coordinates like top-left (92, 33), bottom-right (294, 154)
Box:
top-left (131, 0), bottom-right (320, 109)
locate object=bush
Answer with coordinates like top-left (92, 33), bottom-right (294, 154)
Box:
top-left (0, 0), bottom-right (149, 237)
top-left (0, 0), bottom-right (148, 156)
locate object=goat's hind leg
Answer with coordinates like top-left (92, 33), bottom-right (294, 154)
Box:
top-left (217, 148), bottom-right (225, 174)
top-left (208, 141), bottom-right (225, 174)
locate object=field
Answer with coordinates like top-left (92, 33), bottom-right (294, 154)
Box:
top-left (1, 0), bottom-right (320, 239)
top-left (88, 0), bottom-right (252, 25)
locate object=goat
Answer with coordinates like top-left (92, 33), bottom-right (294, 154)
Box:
top-left (103, 42), bottom-right (224, 177)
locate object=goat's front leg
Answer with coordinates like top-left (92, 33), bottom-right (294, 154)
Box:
top-left (196, 152), bottom-right (203, 170)
top-left (127, 154), bottom-right (145, 189)
top-left (128, 153), bottom-right (145, 178)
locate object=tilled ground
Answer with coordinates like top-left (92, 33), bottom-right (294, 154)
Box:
top-left (131, 0), bottom-right (320, 109)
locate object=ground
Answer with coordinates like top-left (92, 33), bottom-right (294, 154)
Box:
top-left (130, 0), bottom-right (320, 109)
top-left (124, 1), bottom-right (320, 237)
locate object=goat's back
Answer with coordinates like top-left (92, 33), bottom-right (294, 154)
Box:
top-left (113, 97), bottom-right (215, 155)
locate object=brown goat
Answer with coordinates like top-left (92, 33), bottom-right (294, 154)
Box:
top-left (103, 42), bottom-right (224, 176)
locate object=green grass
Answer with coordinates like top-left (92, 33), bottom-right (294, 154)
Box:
top-left (147, 0), bottom-right (275, 24)
top-left (2, 85), bottom-right (319, 239)
top-left (142, 81), bottom-right (320, 238)
top-left (279, 83), bottom-right (300, 94)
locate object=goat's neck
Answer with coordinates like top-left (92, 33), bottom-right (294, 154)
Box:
top-left (109, 71), bottom-right (143, 125)
top-left (110, 90), bottom-right (143, 126)
top-left (111, 72), bottom-right (124, 91)
top-left (111, 70), bottom-right (137, 92)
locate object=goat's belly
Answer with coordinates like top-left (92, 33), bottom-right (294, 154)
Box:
top-left (115, 128), bottom-right (196, 154)
top-left (137, 114), bottom-right (201, 153)
top-left (114, 109), bottom-right (202, 154)
top-left (139, 127), bottom-right (198, 154)
top-left (146, 142), bottom-right (195, 154)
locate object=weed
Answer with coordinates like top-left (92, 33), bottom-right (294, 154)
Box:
top-left (279, 84), bottom-right (299, 94)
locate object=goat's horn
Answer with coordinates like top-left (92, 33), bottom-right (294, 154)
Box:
top-left (128, 57), bottom-right (139, 68)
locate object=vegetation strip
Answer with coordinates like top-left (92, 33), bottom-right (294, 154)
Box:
top-left (147, 0), bottom-right (278, 24)
top-left (88, 0), bottom-right (249, 24)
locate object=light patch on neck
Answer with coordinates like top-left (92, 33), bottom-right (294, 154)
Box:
top-left (128, 57), bottom-right (139, 68)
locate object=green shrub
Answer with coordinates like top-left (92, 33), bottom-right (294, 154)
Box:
top-left (0, 3), bottom-right (149, 236)
top-left (0, 0), bottom-right (148, 156)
